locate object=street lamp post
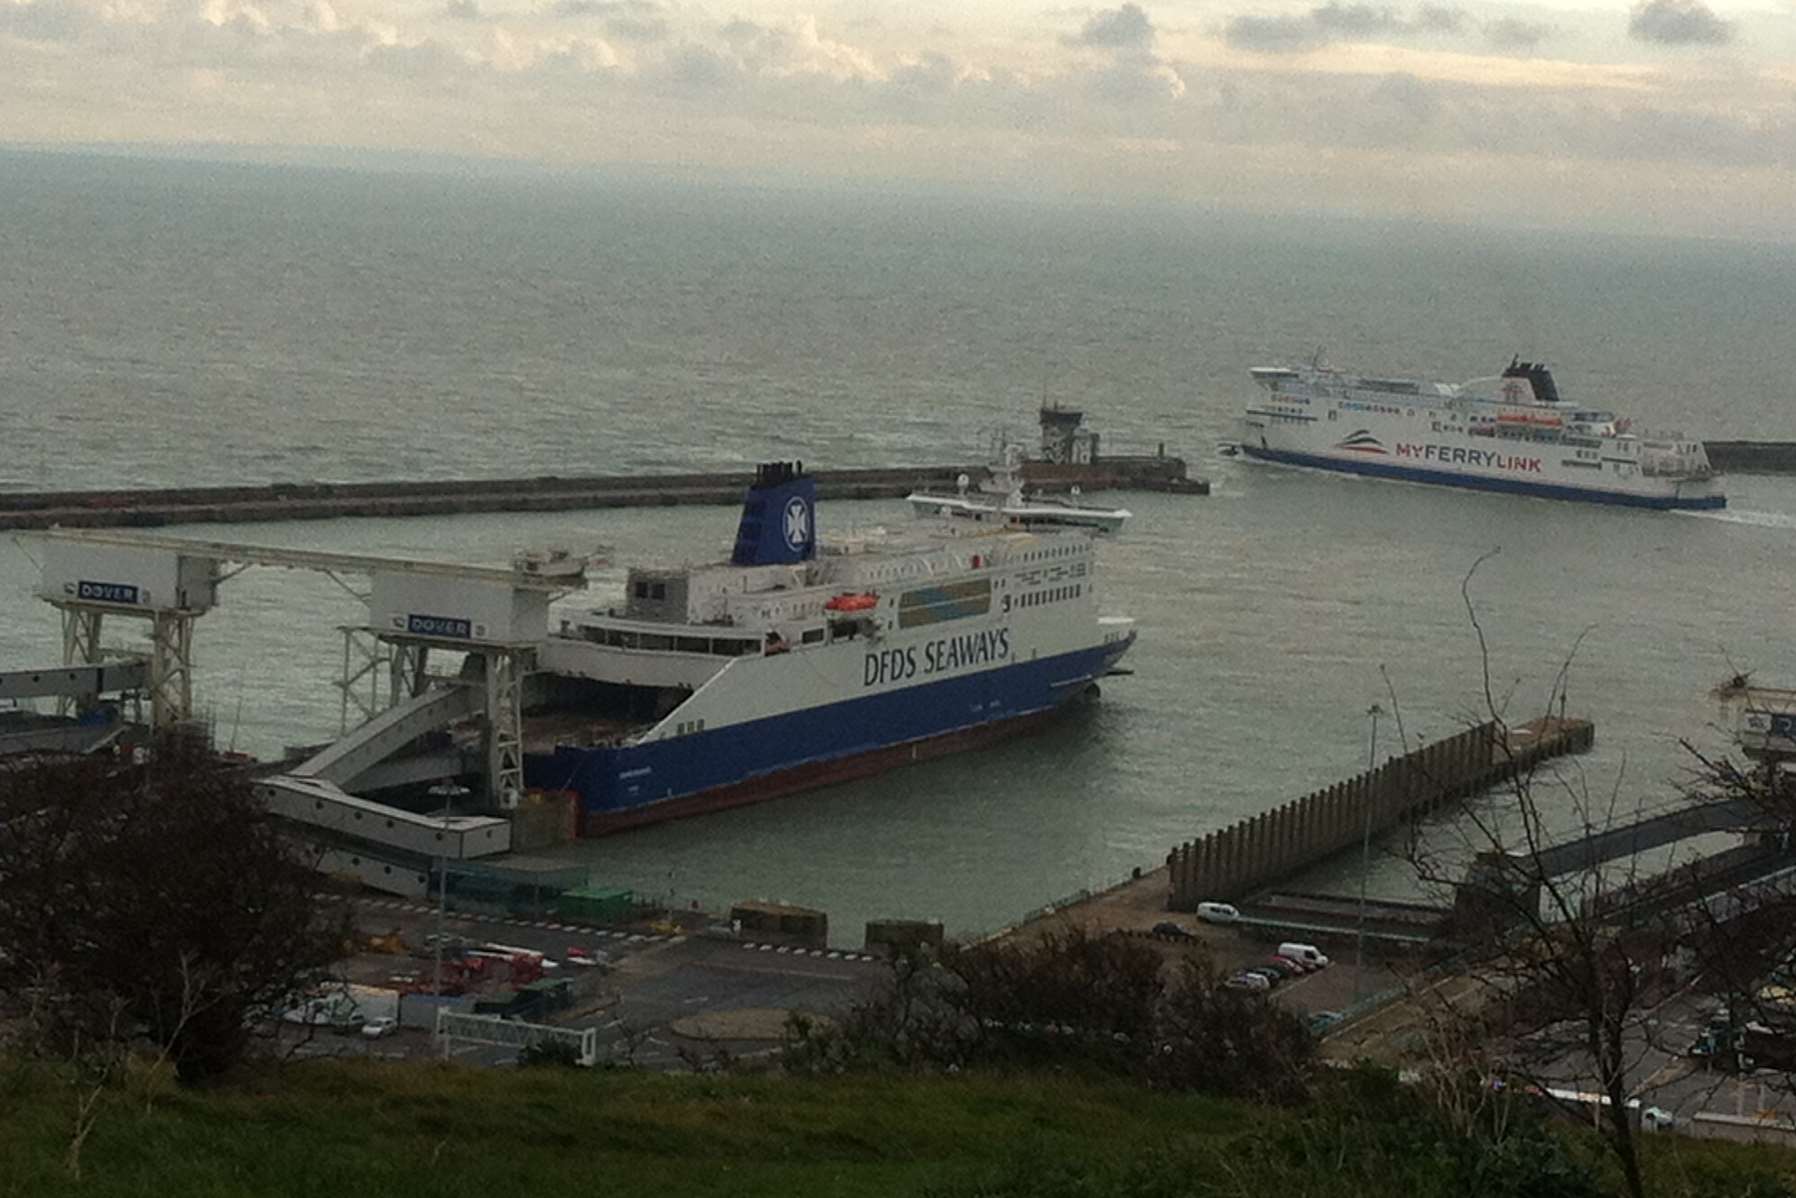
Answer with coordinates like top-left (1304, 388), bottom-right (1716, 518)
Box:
top-left (1355, 703), bottom-right (1383, 1005)
top-left (427, 781), bottom-right (470, 1035)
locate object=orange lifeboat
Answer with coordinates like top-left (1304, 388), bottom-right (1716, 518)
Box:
top-left (1496, 409), bottom-right (1563, 428)
top-left (825, 592), bottom-right (879, 613)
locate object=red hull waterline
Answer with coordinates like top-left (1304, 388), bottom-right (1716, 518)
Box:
top-left (578, 700), bottom-right (1082, 836)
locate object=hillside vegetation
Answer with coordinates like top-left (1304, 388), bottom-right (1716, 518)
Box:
top-left (2, 1058), bottom-right (1793, 1198)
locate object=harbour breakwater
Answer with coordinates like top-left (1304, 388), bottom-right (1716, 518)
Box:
top-left (1703, 442), bottom-right (1796, 475)
top-left (1165, 717), bottom-right (1595, 909)
top-left (0, 456), bottom-right (1200, 531)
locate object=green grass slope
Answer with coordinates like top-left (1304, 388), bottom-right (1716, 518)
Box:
top-left (2, 1059), bottom-right (1793, 1198)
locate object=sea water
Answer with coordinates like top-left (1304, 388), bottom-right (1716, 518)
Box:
top-left (3, 150), bottom-right (1795, 939)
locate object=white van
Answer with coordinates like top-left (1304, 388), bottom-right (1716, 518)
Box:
top-left (1196, 902), bottom-right (1240, 924)
top-left (1277, 942), bottom-right (1329, 969)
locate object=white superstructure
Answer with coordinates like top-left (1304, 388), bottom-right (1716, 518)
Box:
top-left (906, 440), bottom-right (1131, 535)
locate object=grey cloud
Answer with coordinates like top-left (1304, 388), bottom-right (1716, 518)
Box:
top-left (890, 52), bottom-right (959, 97)
top-left (657, 44), bottom-right (742, 91)
top-left (0, 0), bottom-right (97, 43)
top-left (1087, 56), bottom-right (1186, 103)
top-left (1484, 16), bottom-right (1550, 51)
top-left (1066, 3), bottom-right (1155, 49)
top-left (1310, 4), bottom-right (1403, 36)
top-left (1225, 3), bottom-right (1467, 52)
top-left (1223, 13), bottom-right (1321, 51)
top-left (1629, 0), bottom-right (1731, 45)
top-left (366, 39), bottom-right (471, 80)
top-left (1412, 5), bottom-right (1465, 32)
top-left (553, 0), bottom-right (669, 42)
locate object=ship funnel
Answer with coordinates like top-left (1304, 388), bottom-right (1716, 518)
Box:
top-left (731, 461), bottom-right (817, 566)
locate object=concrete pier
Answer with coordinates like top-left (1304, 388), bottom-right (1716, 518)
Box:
top-left (1166, 717), bottom-right (1595, 910)
top-left (0, 457), bottom-right (1203, 531)
top-left (1705, 442), bottom-right (1796, 475)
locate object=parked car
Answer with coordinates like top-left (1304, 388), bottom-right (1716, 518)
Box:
top-left (1229, 972), bottom-right (1271, 992)
top-left (1196, 902), bottom-right (1240, 924)
top-left (1244, 967), bottom-right (1283, 986)
top-left (1271, 954), bottom-right (1311, 974)
top-left (1306, 1010), bottom-right (1344, 1035)
top-left (361, 1016), bottom-right (399, 1040)
top-left (1151, 921), bottom-right (1196, 941)
top-left (1277, 942), bottom-right (1330, 969)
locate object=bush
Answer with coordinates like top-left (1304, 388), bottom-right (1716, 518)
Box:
top-left (517, 1038), bottom-right (583, 1069)
top-left (784, 928), bottom-right (1313, 1102)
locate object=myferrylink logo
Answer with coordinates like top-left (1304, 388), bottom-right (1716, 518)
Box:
top-left (1334, 430), bottom-right (1386, 455)
top-left (1396, 444), bottom-right (1543, 473)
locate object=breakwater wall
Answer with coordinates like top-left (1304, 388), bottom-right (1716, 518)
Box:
top-left (1166, 717), bottom-right (1595, 910)
top-left (0, 456), bottom-right (1199, 531)
top-left (1705, 442), bottom-right (1796, 475)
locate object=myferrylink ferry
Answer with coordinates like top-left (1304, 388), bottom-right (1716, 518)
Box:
top-left (1240, 356), bottom-right (1724, 510)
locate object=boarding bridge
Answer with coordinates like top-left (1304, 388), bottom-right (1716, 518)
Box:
top-left (256, 775), bottom-right (512, 860)
top-left (23, 528), bottom-right (586, 809)
top-left (0, 658), bottom-right (149, 755)
top-left (257, 682), bottom-right (513, 882)
top-left (0, 658), bottom-right (148, 704)
top-left (289, 683), bottom-right (481, 788)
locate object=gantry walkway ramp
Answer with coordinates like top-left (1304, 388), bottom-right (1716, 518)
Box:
top-left (255, 681), bottom-right (511, 874)
top-left (0, 658), bottom-right (150, 756)
top-left (1531, 797), bottom-right (1775, 879)
top-left (288, 682), bottom-right (481, 788)
top-left (0, 658), bottom-right (148, 703)
top-left (255, 775), bottom-right (511, 862)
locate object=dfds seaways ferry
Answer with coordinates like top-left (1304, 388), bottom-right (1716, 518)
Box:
top-left (525, 462), bottom-right (1137, 832)
top-left (1240, 356), bottom-right (1724, 510)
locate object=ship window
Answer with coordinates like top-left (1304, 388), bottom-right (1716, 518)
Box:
top-left (675, 637), bottom-right (709, 653)
top-left (633, 582), bottom-right (648, 598)
top-left (651, 583), bottom-right (667, 600)
top-left (801, 628), bottom-right (825, 645)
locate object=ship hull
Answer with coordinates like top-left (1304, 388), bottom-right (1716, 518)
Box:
top-left (1240, 442), bottom-right (1725, 510)
top-left (526, 633), bottom-right (1134, 834)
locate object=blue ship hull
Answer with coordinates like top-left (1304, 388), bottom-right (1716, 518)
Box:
top-left (525, 634), bottom-right (1135, 832)
top-left (1241, 444), bottom-right (1727, 510)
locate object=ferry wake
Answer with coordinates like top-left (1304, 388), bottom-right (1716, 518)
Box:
top-left (524, 462), bottom-right (1137, 833)
top-left (1240, 356), bottom-right (1725, 510)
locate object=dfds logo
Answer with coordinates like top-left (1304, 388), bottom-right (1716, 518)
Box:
top-left (783, 496), bottom-right (811, 553)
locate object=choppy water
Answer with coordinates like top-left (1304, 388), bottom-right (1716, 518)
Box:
top-left (4, 151), bottom-right (1796, 941)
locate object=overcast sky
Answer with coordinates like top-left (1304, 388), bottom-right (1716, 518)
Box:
top-left (3, 0), bottom-right (1794, 238)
